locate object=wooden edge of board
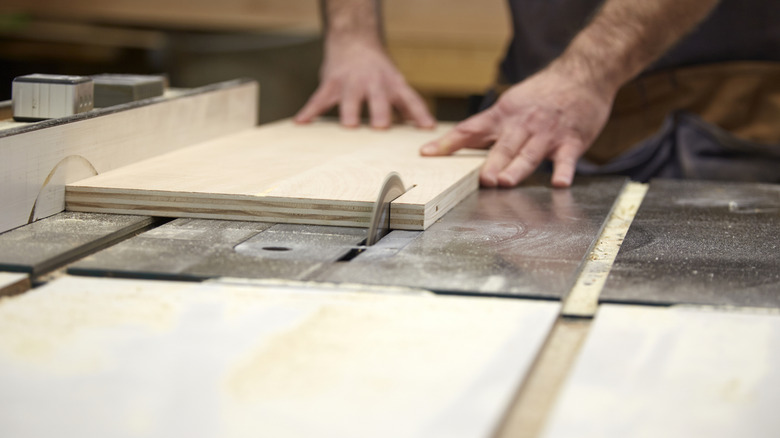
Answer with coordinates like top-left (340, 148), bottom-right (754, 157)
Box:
top-left (0, 272), bottom-right (31, 297)
top-left (561, 181), bottom-right (649, 317)
top-left (0, 100), bottom-right (11, 121)
top-left (391, 167), bottom-right (480, 230)
top-left (64, 170), bottom-right (479, 232)
top-left (0, 79), bottom-right (257, 139)
top-left (65, 189), bottom-right (429, 230)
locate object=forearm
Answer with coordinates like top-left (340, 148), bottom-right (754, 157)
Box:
top-left (551, 0), bottom-right (720, 95)
top-left (321, 0), bottom-right (383, 51)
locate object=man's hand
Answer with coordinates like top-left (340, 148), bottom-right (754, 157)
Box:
top-left (295, 0), bottom-right (434, 129)
top-left (294, 41), bottom-right (435, 129)
top-left (421, 0), bottom-right (719, 188)
top-left (420, 67), bottom-right (614, 188)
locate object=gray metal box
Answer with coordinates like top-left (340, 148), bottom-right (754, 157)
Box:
top-left (92, 74), bottom-right (167, 108)
top-left (12, 74), bottom-right (94, 122)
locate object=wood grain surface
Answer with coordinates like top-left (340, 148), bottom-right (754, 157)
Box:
top-left (66, 120), bottom-right (485, 230)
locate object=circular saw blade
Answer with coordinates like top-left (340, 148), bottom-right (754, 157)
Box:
top-left (366, 172), bottom-right (406, 246)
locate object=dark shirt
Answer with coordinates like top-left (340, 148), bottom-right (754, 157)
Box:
top-left (500, 0), bottom-right (780, 83)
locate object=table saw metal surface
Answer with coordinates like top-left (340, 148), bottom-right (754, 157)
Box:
top-left (0, 212), bottom-right (160, 276)
top-left (601, 179), bottom-right (780, 308)
top-left (315, 177), bottom-right (625, 298)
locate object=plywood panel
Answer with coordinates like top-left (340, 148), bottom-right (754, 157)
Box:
top-left (0, 80), bottom-right (257, 234)
top-left (542, 304), bottom-right (780, 438)
top-left (66, 120), bottom-right (485, 230)
top-left (0, 275), bottom-right (560, 438)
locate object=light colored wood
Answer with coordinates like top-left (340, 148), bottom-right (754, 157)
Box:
top-left (0, 81), bottom-right (257, 234)
top-left (541, 305), bottom-right (780, 438)
top-left (0, 119), bottom-right (30, 133)
top-left (66, 120), bottom-right (486, 230)
top-left (0, 275), bottom-right (560, 438)
top-left (0, 273), bottom-right (30, 297)
top-left (0, 89), bottom-right (188, 133)
top-left (562, 182), bottom-right (648, 317)
top-left (496, 318), bottom-right (592, 438)
top-left (0, 101), bottom-right (12, 121)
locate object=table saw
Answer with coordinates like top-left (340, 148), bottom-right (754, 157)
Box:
top-left (0, 79), bottom-right (778, 438)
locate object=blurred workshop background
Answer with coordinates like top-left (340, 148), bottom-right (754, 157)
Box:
top-left (0, 0), bottom-right (511, 124)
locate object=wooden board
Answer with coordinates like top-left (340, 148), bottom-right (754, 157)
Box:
top-left (0, 272), bottom-right (30, 297)
top-left (542, 304), bottom-right (780, 438)
top-left (0, 100), bottom-right (12, 121)
top-left (66, 120), bottom-right (485, 230)
top-left (0, 275), bottom-right (560, 438)
top-left (0, 80), bottom-right (257, 234)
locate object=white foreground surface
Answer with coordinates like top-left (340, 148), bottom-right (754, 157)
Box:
top-left (543, 304), bottom-right (780, 438)
top-left (0, 276), bottom-right (559, 438)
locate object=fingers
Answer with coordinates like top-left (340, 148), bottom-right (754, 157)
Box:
top-left (419, 112), bottom-right (496, 157)
top-left (481, 128), bottom-right (529, 187)
top-left (339, 86), bottom-right (363, 128)
top-left (395, 87), bottom-right (435, 129)
top-left (368, 87), bottom-right (391, 129)
top-left (294, 82), bottom-right (339, 124)
top-left (495, 134), bottom-right (551, 187)
top-left (484, 135), bottom-right (582, 188)
top-left (296, 78), bottom-right (434, 130)
top-left (551, 140), bottom-right (582, 188)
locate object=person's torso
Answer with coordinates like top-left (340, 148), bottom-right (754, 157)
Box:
top-left (500, 0), bottom-right (780, 83)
